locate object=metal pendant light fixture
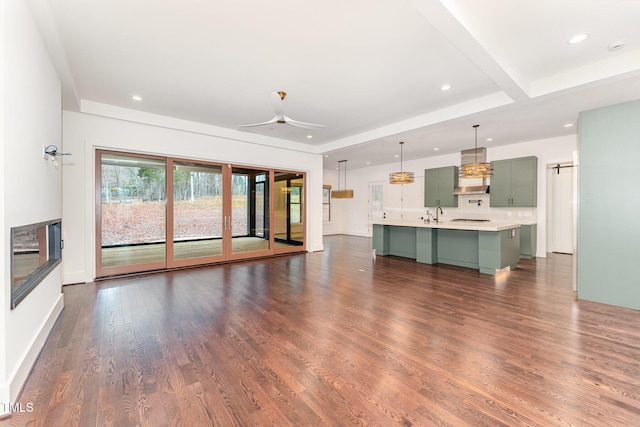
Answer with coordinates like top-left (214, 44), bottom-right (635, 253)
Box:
top-left (389, 141), bottom-right (414, 184)
top-left (460, 125), bottom-right (493, 179)
top-left (332, 160), bottom-right (354, 198)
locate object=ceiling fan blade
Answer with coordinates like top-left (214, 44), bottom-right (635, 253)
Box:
top-left (284, 116), bottom-right (326, 130)
top-left (238, 116), bottom-right (279, 127)
top-left (270, 91), bottom-right (285, 116)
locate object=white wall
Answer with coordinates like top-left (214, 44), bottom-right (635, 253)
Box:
top-left (1, 0), bottom-right (64, 413)
top-left (62, 111), bottom-right (325, 284)
top-left (322, 168), bottom-right (343, 235)
top-left (326, 135), bottom-right (577, 256)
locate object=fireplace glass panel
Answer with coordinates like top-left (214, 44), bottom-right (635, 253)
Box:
top-left (11, 219), bottom-right (61, 309)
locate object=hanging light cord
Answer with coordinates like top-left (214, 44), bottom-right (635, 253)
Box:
top-left (338, 160), bottom-right (348, 190)
top-left (473, 124), bottom-right (479, 162)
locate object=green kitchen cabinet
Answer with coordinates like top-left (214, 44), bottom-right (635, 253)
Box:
top-left (519, 224), bottom-right (537, 259)
top-left (424, 166), bottom-right (459, 207)
top-left (372, 224), bottom-right (390, 256)
top-left (490, 156), bottom-right (537, 207)
top-left (373, 224), bottom-right (416, 259)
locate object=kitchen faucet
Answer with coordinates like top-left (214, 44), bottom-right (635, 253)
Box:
top-left (434, 206), bottom-right (443, 222)
top-left (420, 209), bottom-right (433, 224)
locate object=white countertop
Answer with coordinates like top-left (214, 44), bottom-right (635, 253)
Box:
top-left (372, 219), bottom-right (522, 232)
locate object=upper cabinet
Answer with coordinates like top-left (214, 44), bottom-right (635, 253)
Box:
top-left (424, 166), bottom-right (459, 207)
top-left (490, 156), bottom-right (537, 207)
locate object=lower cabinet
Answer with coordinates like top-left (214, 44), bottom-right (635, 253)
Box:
top-left (373, 224), bottom-right (520, 275)
top-left (520, 224), bottom-right (537, 259)
top-left (373, 225), bottom-right (416, 259)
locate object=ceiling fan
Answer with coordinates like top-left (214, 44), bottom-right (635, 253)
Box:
top-left (240, 91), bottom-right (325, 130)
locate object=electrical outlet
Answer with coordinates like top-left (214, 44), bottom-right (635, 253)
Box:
top-left (42, 145), bottom-right (48, 159)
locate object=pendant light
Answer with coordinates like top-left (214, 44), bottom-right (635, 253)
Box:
top-left (460, 125), bottom-right (493, 179)
top-left (332, 160), bottom-right (354, 198)
top-left (389, 141), bottom-right (414, 184)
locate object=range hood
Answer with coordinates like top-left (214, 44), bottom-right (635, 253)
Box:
top-left (454, 147), bottom-right (490, 195)
top-left (453, 185), bottom-right (489, 195)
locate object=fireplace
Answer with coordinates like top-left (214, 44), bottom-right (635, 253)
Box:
top-left (10, 219), bottom-right (62, 309)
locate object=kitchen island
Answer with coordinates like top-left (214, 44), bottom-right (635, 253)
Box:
top-left (372, 220), bottom-right (521, 275)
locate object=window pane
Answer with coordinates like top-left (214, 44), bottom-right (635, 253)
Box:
top-left (173, 162), bottom-right (223, 260)
top-left (231, 168), bottom-right (270, 254)
top-left (100, 154), bottom-right (166, 268)
top-left (274, 174), bottom-right (304, 248)
top-left (323, 187), bottom-right (331, 222)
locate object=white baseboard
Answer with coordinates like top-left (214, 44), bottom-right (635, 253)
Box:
top-left (63, 271), bottom-right (87, 285)
top-left (7, 294), bottom-right (64, 407)
top-left (307, 244), bottom-right (324, 252)
top-left (0, 386), bottom-right (9, 418)
top-left (341, 231), bottom-right (370, 238)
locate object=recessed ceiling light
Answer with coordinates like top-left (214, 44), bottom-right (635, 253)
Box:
top-left (324, 155), bottom-right (329, 158)
top-left (608, 39), bottom-right (626, 52)
top-left (307, 135), bottom-right (313, 139)
top-left (568, 33), bottom-right (589, 44)
top-left (131, 95), bottom-right (143, 101)
top-left (486, 138), bottom-right (493, 142)
top-left (440, 84), bottom-right (452, 91)
top-left (366, 161), bottom-right (370, 165)
top-left (394, 154), bottom-right (399, 158)
top-left (564, 123), bottom-right (574, 128)
top-left (434, 148), bottom-right (439, 151)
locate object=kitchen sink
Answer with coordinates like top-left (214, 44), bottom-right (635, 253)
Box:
top-left (450, 218), bottom-right (491, 223)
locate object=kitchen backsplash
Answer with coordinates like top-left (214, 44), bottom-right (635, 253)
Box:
top-left (388, 194), bottom-right (537, 224)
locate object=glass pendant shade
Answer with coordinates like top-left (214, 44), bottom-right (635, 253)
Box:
top-left (389, 141), bottom-right (414, 184)
top-left (460, 125), bottom-right (492, 179)
top-left (459, 162), bottom-right (493, 179)
top-left (389, 171), bottom-right (415, 184)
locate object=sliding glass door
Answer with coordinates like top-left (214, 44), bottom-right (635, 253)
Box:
top-left (169, 160), bottom-right (225, 267)
top-left (98, 152), bottom-right (167, 276)
top-left (274, 172), bottom-right (305, 252)
top-left (96, 150), bottom-right (304, 277)
top-left (229, 167), bottom-right (271, 258)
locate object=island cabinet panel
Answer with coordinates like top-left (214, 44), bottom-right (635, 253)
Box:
top-left (520, 224), bottom-right (537, 259)
top-left (437, 229), bottom-right (479, 268)
top-left (416, 228), bottom-right (437, 264)
top-left (372, 224), bottom-right (390, 256)
top-left (424, 166), bottom-right (459, 207)
top-left (478, 228), bottom-right (520, 274)
top-left (490, 156), bottom-right (537, 207)
top-left (372, 224), bottom-right (416, 259)
top-left (388, 226), bottom-right (417, 259)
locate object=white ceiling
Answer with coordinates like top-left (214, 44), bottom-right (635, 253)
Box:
top-left (29, 0), bottom-right (640, 170)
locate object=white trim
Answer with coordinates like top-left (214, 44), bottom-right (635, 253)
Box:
top-left (5, 294), bottom-right (64, 413)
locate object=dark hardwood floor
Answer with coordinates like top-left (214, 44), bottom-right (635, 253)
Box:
top-left (4, 235), bottom-right (640, 426)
